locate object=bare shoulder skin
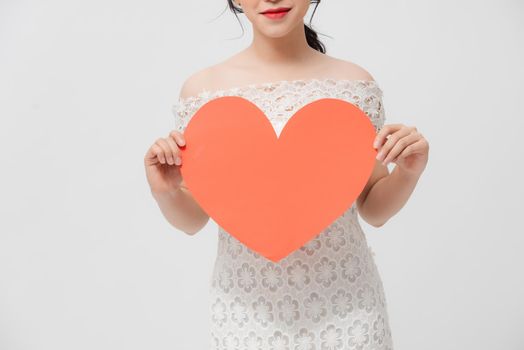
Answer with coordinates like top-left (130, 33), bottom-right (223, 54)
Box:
top-left (179, 51), bottom-right (375, 95)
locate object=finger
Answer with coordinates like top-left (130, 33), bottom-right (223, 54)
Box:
top-left (152, 143), bottom-right (166, 165)
top-left (376, 126), bottom-right (412, 162)
top-left (165, 136), bottom-right (182, 165)
top-left (144, 144), bottom-right (160, 165)
top-left (156, 138), bottom-right (172, 164)
top-left (170, 130), bottom-right (186, 147)
top-left (373, 125), bottom-right (390, 149)
top-left (392, 139), bottom-right (425, 162)
top-left (382, 132), bottom-right (420, 165)
top-left (158, 138), bottom-right (176, 165)
top-left (373, 123), bottom-right (403, 149)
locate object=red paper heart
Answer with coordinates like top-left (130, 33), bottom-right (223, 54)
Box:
top-left (179, 96), bottom-right (377, 262)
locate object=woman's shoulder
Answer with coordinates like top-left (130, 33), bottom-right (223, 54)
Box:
top-left (178, 66), bottom-right (215, 101)
top-left (177, 55), bottom-right (245, 100)
top-left (324, 55), bottom-right (377, 82)
top-left (177, 55), bottom-right (378, 100)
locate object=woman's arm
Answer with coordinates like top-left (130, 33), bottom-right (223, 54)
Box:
top-left (357, 161), bottom-right (421, 227)
top-left (357, 123), bottom-right (429, 227)
top-left (150, 72), bottom-right (213, 235)
top-left (152, 183), bottom-right (210, 236)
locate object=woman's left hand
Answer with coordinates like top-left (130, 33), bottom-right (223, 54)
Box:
top-left (373, 124), bottom-right (429, 177)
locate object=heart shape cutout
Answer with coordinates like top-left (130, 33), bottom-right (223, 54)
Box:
top-left (179, 96), bottom-right (377, 262)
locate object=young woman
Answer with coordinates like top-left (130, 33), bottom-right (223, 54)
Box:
top-left (144, 1), bottom-right (429, 348)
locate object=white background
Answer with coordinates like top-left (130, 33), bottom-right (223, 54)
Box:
top-left (1, 0), bottom-right (523, 349)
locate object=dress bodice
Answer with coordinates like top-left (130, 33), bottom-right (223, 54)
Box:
top-left (172, 78), bottom-right (385, 136)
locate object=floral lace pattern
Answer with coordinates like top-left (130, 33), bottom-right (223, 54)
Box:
top-left (172, 78), bottom-right (386, 137)
top-left (172, 78), bottom-right (393, 350)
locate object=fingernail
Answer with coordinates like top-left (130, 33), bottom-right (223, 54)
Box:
top-left (376, 151), bottom-right (382, 160)
top-left (175, 156), bottom-right (181, 165)
top-left (373, 140), bottom-right (378, 148)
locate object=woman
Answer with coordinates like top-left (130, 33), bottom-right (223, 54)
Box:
top-left (144, 0), bottom-right (429, 348)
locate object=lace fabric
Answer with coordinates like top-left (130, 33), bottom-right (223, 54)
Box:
top-left (171, 78), bottom-right (393, 350)
top-left (172, 78), bottom-right (386, 136)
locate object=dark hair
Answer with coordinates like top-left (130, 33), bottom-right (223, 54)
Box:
top-left (225, 0), bottom-right (326, 54)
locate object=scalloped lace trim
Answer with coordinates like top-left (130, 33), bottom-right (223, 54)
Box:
top-left (171, 77), bottom-right (386, 134)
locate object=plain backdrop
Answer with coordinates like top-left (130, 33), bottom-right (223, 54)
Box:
top-left (1, 0), bottom-right (523, 349)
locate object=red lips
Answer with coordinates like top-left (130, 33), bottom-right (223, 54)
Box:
top-left (260, 7), bottom-right (291, 14)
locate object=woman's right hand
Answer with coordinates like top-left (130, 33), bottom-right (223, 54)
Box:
top-left (144, 130), bottom-right (186, 196)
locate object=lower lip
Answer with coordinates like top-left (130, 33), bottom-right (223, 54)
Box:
top-left (262, 10), bottom-right (290, 19)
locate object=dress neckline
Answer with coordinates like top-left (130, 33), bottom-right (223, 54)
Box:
top-left (176, 77), bottom-right (380, 105)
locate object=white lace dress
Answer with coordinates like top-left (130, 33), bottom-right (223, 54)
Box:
top-left (172, 78), bottom-right (394, 350)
